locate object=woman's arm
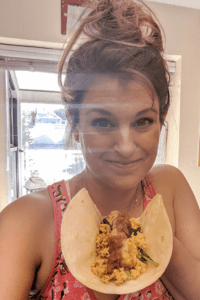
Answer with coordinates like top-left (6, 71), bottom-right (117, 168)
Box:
top-left (0, 196), bottom-right (43, 300)
top-left (161, 166), bottom-right (200, 300)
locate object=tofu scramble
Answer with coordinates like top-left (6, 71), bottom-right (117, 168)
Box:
top-left (91, 211), bottom-right (148, 285)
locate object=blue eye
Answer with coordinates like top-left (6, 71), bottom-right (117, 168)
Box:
top-left (136, 118), bottom-right (154, 127)
top-left (91, 118), bottom-right (113, 128)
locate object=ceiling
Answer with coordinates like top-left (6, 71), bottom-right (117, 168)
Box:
top-left (147, 0), bottom-right (200, 10)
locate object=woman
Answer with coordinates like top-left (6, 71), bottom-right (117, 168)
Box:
top-left (0, 0), bottom-right (200, 299)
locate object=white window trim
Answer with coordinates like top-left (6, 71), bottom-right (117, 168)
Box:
top-left (164, 54), bottom-right (182, 168)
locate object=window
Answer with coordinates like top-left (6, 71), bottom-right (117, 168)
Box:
top-left (8, 73), bottom-right (20, 201)
top-left (10, 69), bottom-right (85, 197)
top-left (20, 101), bottom-right (84, 195)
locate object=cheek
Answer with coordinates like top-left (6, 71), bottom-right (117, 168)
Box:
top-left (153, 126), bottom-right (161, 140)
top-left (150, 128), bottom-right (161, 150)
top-left (141, 127), bottom-right (160, 153)
top-left (80, 132), bottom-right (110, 155)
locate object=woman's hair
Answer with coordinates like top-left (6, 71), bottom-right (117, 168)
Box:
top-left (58, 0), bottom-right (170, 146)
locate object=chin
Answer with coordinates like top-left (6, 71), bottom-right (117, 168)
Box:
top-left (86, 159), bottom-right (153, 189)
top-left (97, 174), bottom-right (142, 191)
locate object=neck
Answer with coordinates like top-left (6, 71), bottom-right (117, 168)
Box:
top-left (77, 170), bottom-right (144, 217)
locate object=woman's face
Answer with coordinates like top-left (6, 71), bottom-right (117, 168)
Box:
top-left (76, 76), bottom-right (161, 189)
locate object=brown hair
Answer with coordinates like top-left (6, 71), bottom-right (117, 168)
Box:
top-left (58, 0), bottom-right (170, 139)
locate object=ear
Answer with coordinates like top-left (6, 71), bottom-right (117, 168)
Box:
top-left (73, 128), bottom-right (80, 143)
top-left (163, 111), bottom-right (168, 123)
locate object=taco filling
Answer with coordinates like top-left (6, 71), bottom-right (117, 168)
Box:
top-left (61, 189), bottom-right (172, 294)
top-left (91, 211), bottom-right (158, 285)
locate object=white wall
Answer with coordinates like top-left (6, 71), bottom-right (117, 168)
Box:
top-left (0, 0), bottom-right (200, 206)
top-left (0, 0), bottom-right (66, 44)
top-left (146, 2), bottom-right (200, 204)
top-left (147, 0), bottom-right (200, 10)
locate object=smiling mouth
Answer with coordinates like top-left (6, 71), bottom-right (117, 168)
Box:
top-left (106, 159), bottom-right (141, 165)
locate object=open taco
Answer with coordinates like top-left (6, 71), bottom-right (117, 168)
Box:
top-left (61, 188), bottom-right (173, 294)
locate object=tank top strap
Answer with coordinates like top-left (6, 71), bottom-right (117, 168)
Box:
top-left (143, 173), bottom-right (156, 210)
top-left (39, 180), bottom-right (70, 296)
top-left (48, 180), bottom-right (70, 246)
top-left (48, 180), bottom-right (70, 229)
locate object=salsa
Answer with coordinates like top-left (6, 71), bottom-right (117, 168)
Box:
top-left (91, 211), bottom-right (148, 285)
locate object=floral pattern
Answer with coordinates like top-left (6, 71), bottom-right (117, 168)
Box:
top-left (32, 177), bottom-right (174, 300)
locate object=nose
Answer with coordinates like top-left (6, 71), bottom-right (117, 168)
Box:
top-left (113, 126), bottom-right (137, 158)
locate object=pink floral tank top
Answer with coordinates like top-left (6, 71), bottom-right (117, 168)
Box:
top-left (36, 174), bottom-right (174, 300)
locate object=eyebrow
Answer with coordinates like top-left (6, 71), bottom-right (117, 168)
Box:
top-left (136, 108), bottom-right (158, 116)
top-left (85, 108), bottom-right (112, 116)
top-left (85, 107), bottom-right (158, 116)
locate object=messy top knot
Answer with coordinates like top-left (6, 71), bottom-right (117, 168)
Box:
top-left (58, 0), bottom-right (170, 138)
top-left (82, 0), bottom-right (164, 51)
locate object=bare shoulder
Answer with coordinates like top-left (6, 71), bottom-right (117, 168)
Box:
top-left (0, 187), bottom-right (54, 256)
top-left (0, 188), bottom-right (54, 256)
top-left (0, 187), bottom-right (53, 226)
top-left (149, 164), bottom-right (186, 233)
top-left (149, 163), bottom-right (191, 197)
top-left (0, 188), bottom-right (54, 299)
top-left (150, 163), bottom-right (197, 200)
top-left (150, 164), bottom-right (200, 252)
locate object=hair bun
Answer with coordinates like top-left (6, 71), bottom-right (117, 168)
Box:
top-left (81, 0), bottom-right (164, 52)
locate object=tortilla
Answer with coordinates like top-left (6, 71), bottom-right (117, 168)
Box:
top-left (61, 188), bottom-right (173, 294)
